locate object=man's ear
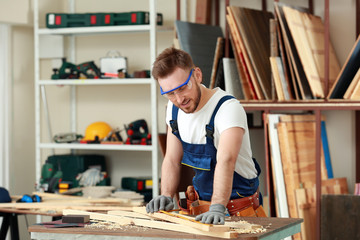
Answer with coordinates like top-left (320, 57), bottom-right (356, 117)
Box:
top-left (194, 67), bottom-right (202, 84)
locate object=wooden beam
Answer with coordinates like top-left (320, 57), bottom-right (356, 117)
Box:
top-left (65, 209), bottom-right (238, 239)
top-left (132, 207), bottom-right (230, 232)
top-left (131, 218), bottom-right (238, 239)
top-left (107, 210), bottom-right (152, 219)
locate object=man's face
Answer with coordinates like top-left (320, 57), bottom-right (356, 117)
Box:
top-left (158, 67), bottom-right (201, 113)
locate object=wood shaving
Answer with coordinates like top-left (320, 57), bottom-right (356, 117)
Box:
top-left (85, 220), bottom-right (148, 232)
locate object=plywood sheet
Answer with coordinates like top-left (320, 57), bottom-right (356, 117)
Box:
top-left (229, 6), bottom-right (273, 100)
top-left (275, 3), bottom-right (313, 100)
top-left (226, 11), bottom-right (258, 99)
top-left (210, 37), bottom-right (224, 89)
top-left (226, 14), bottom-right (255, 99)
top-left (283, 6), bottom-right (340, 98)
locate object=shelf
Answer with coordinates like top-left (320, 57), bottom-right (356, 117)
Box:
top-left (39, 143), bottom-right (153, 151)
top-left (37, 78), bottom-right (153, 85)
top-left (37, 25), bottom-right (173, 36)
top-left (241, 100), bottom-right (360, 111)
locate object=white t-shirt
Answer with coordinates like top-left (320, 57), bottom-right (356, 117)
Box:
top-left (166, 88), bottom-right (258, 179)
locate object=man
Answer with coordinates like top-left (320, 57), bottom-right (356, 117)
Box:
top-left (146, 47), bottom-right (266, 224)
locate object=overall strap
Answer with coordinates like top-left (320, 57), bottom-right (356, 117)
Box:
top-left (169, 104), bottom-right (180, 137)
top-left (205, 95), bottom-right (235, 143)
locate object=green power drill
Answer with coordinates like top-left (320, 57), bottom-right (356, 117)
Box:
top-left (40, 162), bottom-right (63, 192)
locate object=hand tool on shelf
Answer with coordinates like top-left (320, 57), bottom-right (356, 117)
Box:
top-left (124, 119), bottom-right (151, 145)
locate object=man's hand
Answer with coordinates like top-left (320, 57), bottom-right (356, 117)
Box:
top-left (195, 204), bottom-right (226, 225)
top-left (146, 195), bottom-right (174, 213)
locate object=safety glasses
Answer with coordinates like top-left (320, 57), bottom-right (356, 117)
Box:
top-left (160, 69), bottom-right (194, 98)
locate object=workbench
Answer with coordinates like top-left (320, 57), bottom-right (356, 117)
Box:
top-left (0, 207), bottom-right (61, 240)
top-left (29, 217), bottom-right (302, 240)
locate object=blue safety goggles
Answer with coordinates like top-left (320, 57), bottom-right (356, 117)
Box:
top-left (160, 69), bottom-right (194, 95)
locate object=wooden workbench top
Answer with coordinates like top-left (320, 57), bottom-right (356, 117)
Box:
top-left (29, 216), bottom-right (302, 240)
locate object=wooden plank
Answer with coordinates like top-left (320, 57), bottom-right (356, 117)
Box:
top-left (328, 35), bottom-right (360, 98)
top-left (132, 218), bottom-right (238, 239)
top-left (229, 6), bottom-right (273, 100)
top-left (274, 3), bottom-right (314, 100)
top-left (283, 6), bottom-right (340, 98)
top-left (273, 18), bottom-right (296, 100)
top-left (226, 13), bottom-right (255, 99)
top-left (107, 210), bottom-right (152, 219)
top-left (267, 114), bottom-right (289, 218)
top-left (64, 209), bottom-right (238, 239)
top-left (270, 56), bottom-right (285, 101)
top-left (295, 188), bottom-right (315, 240)
top-left (321, 178), bottom-right (348, 194)
top-left (132, 207), bottom-right (230, 232)
top-left (210, 37), bottom-right (224, 89)
top-left (227, 7), bottom-right (263, 99)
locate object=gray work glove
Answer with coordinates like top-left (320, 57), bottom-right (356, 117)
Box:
top-left (146, 195), bottom-right (174, 213)
top-left (195, 204), bottom-right (226, 225)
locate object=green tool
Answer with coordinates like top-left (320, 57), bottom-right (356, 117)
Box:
top-left (52, 58), bottom-right (79, 79)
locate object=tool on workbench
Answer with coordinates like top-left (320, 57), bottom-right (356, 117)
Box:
top-left (124, 119), bottom-right (151, 145)
top-left (17, 194), bottom-right (42, 203)
top-left (40, 161), bottom-right (63, 192)
top-left (62, 214), bottom-right (90, 223)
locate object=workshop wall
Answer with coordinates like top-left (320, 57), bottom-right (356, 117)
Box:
top-left (8, 1), bottom-right (358, 239)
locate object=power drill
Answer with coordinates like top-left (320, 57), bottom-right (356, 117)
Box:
top-left (76, 61), bottom-right (101, 79)
top-left (125, 119), bottom-right (151, 145)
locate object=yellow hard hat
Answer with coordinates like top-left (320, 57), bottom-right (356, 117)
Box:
top-left (82, 122), bottom-right (112, 141)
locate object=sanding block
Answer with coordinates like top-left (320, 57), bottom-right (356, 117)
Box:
top-left (62, 214), bottom-right (90, 223)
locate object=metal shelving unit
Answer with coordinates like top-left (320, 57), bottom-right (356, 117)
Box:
top-left (34, 0), bottom-right (160, 198)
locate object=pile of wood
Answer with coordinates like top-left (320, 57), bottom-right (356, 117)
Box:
top-left (63, 207), bottom-right (266, 239)
top-left (0, 192), bottom-right (143, 215)
top-left (226, 6), bottom-right (274, 100)
top-left (272, 3), bottom-right (341, 100)
top-left (266, 113), bottom-right (349, 240)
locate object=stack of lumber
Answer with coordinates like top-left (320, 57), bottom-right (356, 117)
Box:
top-left (62, 207), bottom-right (266, 239)
top-left (226, 6), bottom-right (274, 100)
top-left (0, 192), bottom-right (143, 215)
top-left (266, 113), bottom-right (349, 240)
top-left (270, 3), bottom-right (341, 100)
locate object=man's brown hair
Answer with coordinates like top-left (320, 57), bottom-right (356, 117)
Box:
top-left (152, 47), bottom-right (195, 80)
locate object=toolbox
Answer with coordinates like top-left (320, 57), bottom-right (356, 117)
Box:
top-left (43, 154), bottom-right (110, 189)
top-left (121, 177), bottom-right (153, 202)
top-left (46, 12), bottom-right (163, 28)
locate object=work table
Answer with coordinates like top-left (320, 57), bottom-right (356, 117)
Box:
top-left (29, 216), bottom-right (302, 240)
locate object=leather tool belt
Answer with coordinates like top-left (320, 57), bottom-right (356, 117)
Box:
top-left (178, 187), bottom-right (267, 217)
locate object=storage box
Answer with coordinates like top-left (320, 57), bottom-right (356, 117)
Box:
top-left (46, 12), bottom-right (163, 28)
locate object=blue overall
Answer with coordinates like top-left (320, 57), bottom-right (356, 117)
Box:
top-left (170, 95), bottom-right (261, 201)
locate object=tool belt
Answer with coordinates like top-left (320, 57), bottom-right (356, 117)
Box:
top-left (179, 186), bottom-right (267, 217)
